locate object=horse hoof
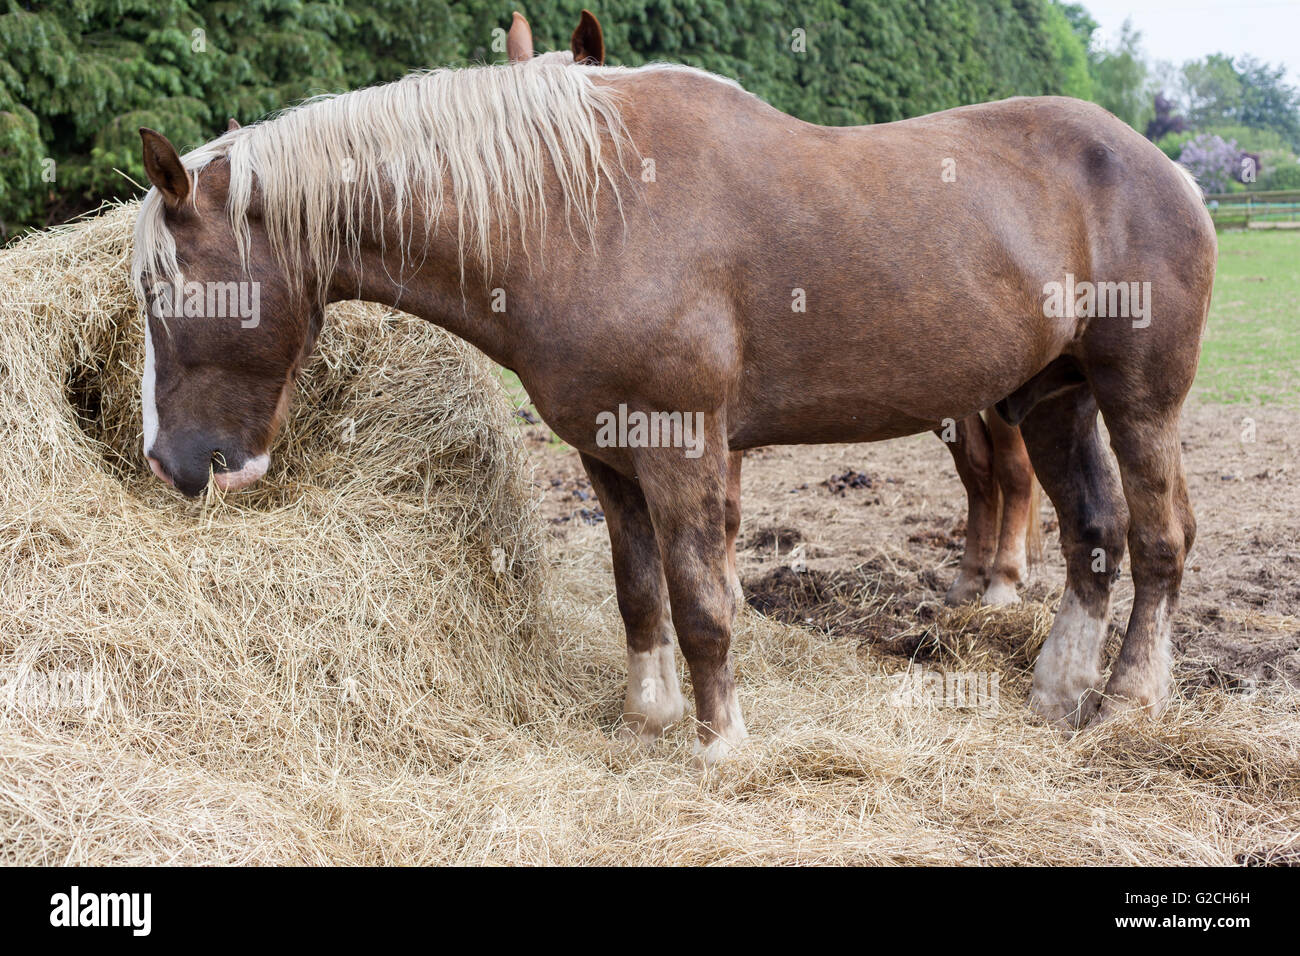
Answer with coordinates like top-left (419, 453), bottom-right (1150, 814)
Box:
top-left (618, 696), bottom-right (684, 748)
top-left (981, 579), bottom-right (1021, 606)
top-left (618, 698), bottom-right (684, 749)
top-left (1028, 685), bottom-right (1101, 730)
top-left (692, 736), bottom-right (742, 769)
top-left (730, 575), bottom-right (744, 606)
top-left (945, 574), bottom-right (986, 606)
top-left (621, 647), bottom-right (685, 747)
top-left (617, 723), bottom-right (662, 749)
top-left (1095, 690), bottom-right (1168, 725)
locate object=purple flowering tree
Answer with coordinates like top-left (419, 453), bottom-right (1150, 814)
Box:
top-left (1178, 134), bottom-right (1242, 194)
top-left (1146, 93), bottom-right (1188, 142)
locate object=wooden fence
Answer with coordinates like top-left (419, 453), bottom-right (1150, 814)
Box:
top-left (1203, 190), bottom-right (1300, 230)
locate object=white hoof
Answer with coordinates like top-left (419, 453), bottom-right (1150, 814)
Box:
top-left (1095, 689), bottom-right (1168, 724)
top-left (691, 685), bottom-right (748, 769)
top-left (1095, 597), bottom-right (1173, 724)
top-left (692, 734), bottom-right (743, 768)
top-left (1028, 683), bottom-right (1101, 729)
top-left (982, 578), bottom-right (1022, 607)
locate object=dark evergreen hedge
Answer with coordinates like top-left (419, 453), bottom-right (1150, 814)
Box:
top-left (0, 0), bottom-right (1090, 235)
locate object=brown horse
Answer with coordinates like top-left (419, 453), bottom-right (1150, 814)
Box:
top-left (133, 12), bottom-right (1216, 764)
top-left (522, 11), bottom-right (1045, 608)
top-left (940, 411), bottom-right (1043, 605)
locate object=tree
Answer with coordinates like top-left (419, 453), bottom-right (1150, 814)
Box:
top-left (1262, 159), bottom-right (1300, 191)
top-left (1056, 1), bottom-right (1097, 45)
top-left (1156, 130), bottom-right (1196, 161)
top-left (1175, 53), bottom-right (1300, 153)
top-left (0, 0), bottom-right (1119, 237)
top-left (1179, 133), bottom-right (1242, 194)
top-left (0, 0), bottom-right (353, 234)
top-left (1182, 54), bottom-right (1243, 129)
top-left (1146, 92), bottom-right (1187, 142)
top-left (1089, 19), bottom-right (1151, 131)
top-left (1044, 1), bottom-right (1092, 101)
top-left (1236, 55), bottom-right (1300, 150)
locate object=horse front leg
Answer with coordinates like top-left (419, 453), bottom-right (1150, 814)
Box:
top-left (1020, 388), bottom-right (1127, 728)
top-left (580, 452), bottom-right (685, 747)
top-left (633, 432), bottom-right (746, 766)
top-left (1091, 397), bottom-right (1195, 724)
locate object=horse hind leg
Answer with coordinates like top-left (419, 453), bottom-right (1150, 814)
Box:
top-left (580, 452), bottom-right (686, 747)
top-left (939, 414), bottom-right (1000, 604)
top-left (1018, 385), bottom-right (1128, 728)
top-left (983, 413), bottom-right (1038, 606)
top-left (1077, 180), bottom-right (1211, 721)
top-left (725, 450), bottom-right (743, 605)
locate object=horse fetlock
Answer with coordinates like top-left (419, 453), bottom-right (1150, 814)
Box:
top-left (1095, 681), bottom-right (1170, 723)
top-left (1097, 648), bottom-right (1173, 725)
top-left (620, 644), bottom-right (685, 746)
top-left (1029, 588), bottom-right (1110, 728)
top-left (1029, 676), bottom-right (1102, 729)
top-left (1098, 589), bottom-right (1176, 720)
top-left (995, 546), bottom-right (1029, 586)
top-left (728, 569), bottom-right (744, 608)
top-left (692, 732), bottom-right (746, 769)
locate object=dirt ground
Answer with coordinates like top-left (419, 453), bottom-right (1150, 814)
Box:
top-left (520, 399), bottom-right (1300, 692)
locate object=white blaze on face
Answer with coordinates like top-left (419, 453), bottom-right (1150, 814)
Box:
top-left (141, 315), bottom-right (159, 455)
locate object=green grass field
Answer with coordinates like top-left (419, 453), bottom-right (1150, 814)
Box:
top-left (498, 229), bottom-right (1300, 424)
top-left (1198, 229), bottom-right (1300, 404)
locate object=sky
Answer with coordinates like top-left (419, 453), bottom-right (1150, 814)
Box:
top-left (1081, 0), bottom-right (1300, 86)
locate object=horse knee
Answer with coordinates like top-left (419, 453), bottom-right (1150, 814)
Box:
top-left (613, 578), bottom-right (671, 649)
top-left (1079, 516), bottom-right (1126, 557)
top-left (1128, 530), bottom-right (1186, 590)
top-left (674, 600), bottom-right (733, 659)
top-left (1064, 512), bottom-right (1127, 595)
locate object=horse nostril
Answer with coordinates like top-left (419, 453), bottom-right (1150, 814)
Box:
top-left (146, 455), bottom-right (175, 488)
top-left (149, 435), bottom-right (217, 497)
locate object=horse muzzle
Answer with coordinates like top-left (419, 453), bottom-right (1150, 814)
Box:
top-left (212, 453), bottom-right (270, 492)
top-left (146, 435), bottom-right (270, 497)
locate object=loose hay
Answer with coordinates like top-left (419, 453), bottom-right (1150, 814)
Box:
top-left (1, 205), bottom-right (1297, 865)
top-left (0, 204), bottom-right (565, 864)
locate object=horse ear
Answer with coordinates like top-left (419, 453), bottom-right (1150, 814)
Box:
top-left (139, 128), bottom-right (190, 209)
top-left (227, 117), bottom-right (240, 132)
top-left (571, 9), bottom-right (605, 65)
top-left (506, 11), bottom-right (533, 63)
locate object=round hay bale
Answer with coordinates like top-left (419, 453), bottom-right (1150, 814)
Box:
top-left (0, 204), bottom-right (563, 864)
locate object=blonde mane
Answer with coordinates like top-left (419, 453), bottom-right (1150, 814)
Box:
top-left (132, 51), bottom-right (636, 300)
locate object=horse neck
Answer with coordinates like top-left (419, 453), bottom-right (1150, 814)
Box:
top-left (323, 202), bottom-right (524, 370)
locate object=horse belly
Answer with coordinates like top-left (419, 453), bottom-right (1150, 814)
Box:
top-left (728, 303), bottom-right (1053, 450)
